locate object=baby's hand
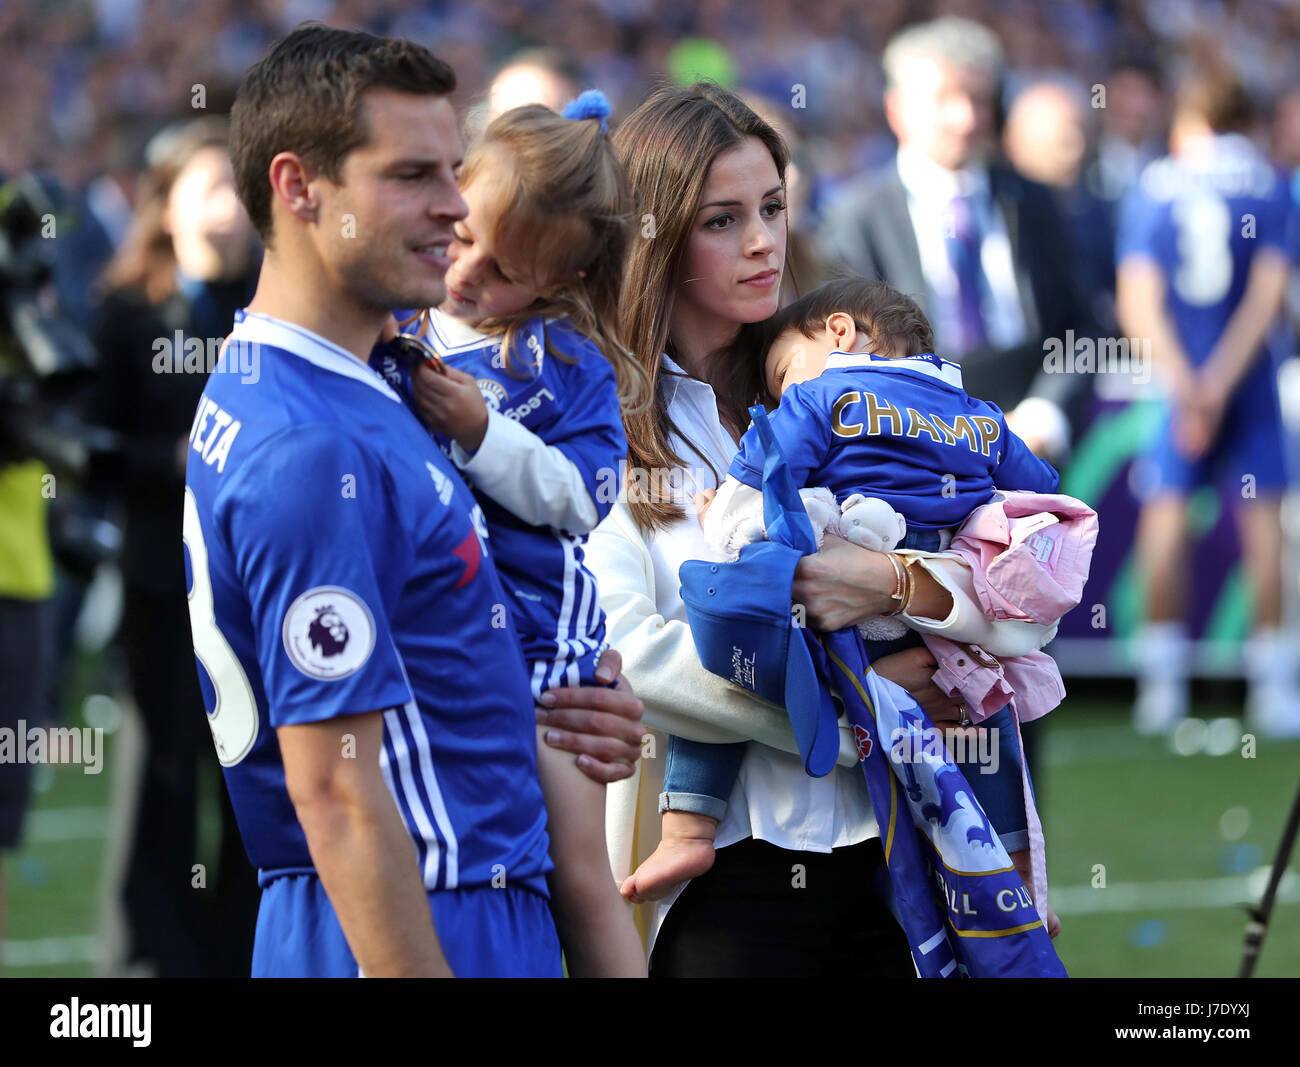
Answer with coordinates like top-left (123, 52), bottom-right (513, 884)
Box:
top-left (413, 362), bottom-right (489, 452)
top-left (694, 488), bottom-right (717, 524)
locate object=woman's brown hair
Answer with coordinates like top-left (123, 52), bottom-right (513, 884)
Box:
top-left (98, 117), bottom-right (231, 305)
top-left (612, 83), bottom-right (790, 532)
top-left (431, 103), bottom-right (649, 412)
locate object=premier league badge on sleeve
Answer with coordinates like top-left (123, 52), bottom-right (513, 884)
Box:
top-left (282, 586), bottom-right (376, 680)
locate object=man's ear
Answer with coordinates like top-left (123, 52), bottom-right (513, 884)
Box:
top-left (882, 87), bottom-right (905, 144)
top-left (825, 312), bottom-right (859, 352)
top-left (267, 151), bottom-right (320, 224)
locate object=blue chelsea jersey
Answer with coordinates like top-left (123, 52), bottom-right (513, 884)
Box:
top-left (729, 353), bottom-right (1060, 529)
top-left (183, 310), bottom-right (552, 894)
top-left (1117, 133), bottom-right (1295, 364)
top-left (376, 309), bottom-right (626, 695)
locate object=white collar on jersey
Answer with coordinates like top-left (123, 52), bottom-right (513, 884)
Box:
top-left (824, 350), bottom-right (965, 389)
top-left (420, 306), bottom-right (553, 364)
top-left (421, 307), bottom-right (497, 353)
top-left (230, 310), bottom-right (402, 402)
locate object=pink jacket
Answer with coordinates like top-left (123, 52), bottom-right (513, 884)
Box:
top-left (912, 491), bottom-right (1095, 920)
top-left (919, 490), bottom-right (1098, 725)
top-left (949, 490), bottom-right (1099, 626)
top-left (922, 635), bottom-right (1066, 724)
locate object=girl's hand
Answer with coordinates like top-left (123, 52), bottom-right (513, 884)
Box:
top-left (412, 362), bottom-right (489, 452)
top-left (693, 488), bottom-right (717, 524)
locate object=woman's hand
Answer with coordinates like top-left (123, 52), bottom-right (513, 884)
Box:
top-left (535, 648), bottom-right (646, 784)
top-left (870, 645), bottom-right (964, 722)
top-left (794, 533), bottom-right (954, 630)
top-left (792, 533), bottom-right (896, 631)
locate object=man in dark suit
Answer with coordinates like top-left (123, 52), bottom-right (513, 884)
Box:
top-left (817, 17), bottom-right (1092, 463)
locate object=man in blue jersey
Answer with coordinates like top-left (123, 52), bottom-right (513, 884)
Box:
top-left (1117, 65), bottom-right (1298, 737)
top-left (185, 25), bottom-right (645, 977)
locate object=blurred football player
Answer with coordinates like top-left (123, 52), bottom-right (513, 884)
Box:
top-left (1117, 64), bottom-right (1297, 737)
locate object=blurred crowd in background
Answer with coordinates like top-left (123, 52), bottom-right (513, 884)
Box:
top-left (2, 0), bottom-right (1299, 978)
top-left (6, 0), bottom-right (1300, 229)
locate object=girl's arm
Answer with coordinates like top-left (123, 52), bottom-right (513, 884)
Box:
top-left (412, 337), bottom-right (622, 534)
top-left (450, 408), bottom-right (602, 532)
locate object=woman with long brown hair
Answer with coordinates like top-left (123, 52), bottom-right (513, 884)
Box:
top-left (589, 83), bottom-right (1043, 976)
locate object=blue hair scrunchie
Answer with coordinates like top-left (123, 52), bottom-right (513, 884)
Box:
top-left (562, 89), bottom-right (611, 133)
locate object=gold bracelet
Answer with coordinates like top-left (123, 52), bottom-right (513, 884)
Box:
top-left (897, 555), bottom-right (916, 617)
top-left (883, 552), bottom-right (907, 616)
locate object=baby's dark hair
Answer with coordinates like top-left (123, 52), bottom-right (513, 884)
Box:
top-left (759, 275), bottom-right (936, 360)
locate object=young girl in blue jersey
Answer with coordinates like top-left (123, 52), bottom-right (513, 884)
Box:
top-left (624, 278), bottom-right (1067, 938)
top-left (373, 92), bottom-right (649, 976)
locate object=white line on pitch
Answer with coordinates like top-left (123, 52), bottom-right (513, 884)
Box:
top-left (23, 806), bottom-right (110, 843)
top-left (1053, 872), bottom-right (1299, 914)
top-left (1, 935), bottom-right (98, 968)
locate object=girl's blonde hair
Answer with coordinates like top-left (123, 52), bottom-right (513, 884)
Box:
top-left (448, 103), bottom-right (649, 413)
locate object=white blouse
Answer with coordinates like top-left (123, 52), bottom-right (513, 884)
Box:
top-left (589, 356), bottom-right (1047, 929)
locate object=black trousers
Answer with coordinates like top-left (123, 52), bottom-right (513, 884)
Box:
top-left (120, 587), bottom-right (260, 977)
top-left (649, 836), bottom-right (916, 978)
top-left (0, 597), bottom-right (54, 849)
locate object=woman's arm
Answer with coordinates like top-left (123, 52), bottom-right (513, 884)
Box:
top-left (791, 533), bottom-right (950, 629)
top-left (587, 501), bottom-right (823, 753)
top-left (793, 534), bottom-right (1055, 655)
top-left (585, 504), bottom-right (963, 765)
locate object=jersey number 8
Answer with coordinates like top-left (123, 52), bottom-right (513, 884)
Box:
top-left (1171, 192), bottom-right (1234, 306)
top-left (183, 487), bottom-right (259, 766)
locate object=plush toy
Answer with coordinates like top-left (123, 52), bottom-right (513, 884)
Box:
top-left (836, 493), bottom-right (907, 553)
top-left (706, 485), bottom-right (913, 640)
top-left (829, 494), bottom-right (910, 639)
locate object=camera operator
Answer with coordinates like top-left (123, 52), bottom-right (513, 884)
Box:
top-left (0, 452), bottom-right (56, 965)
top-left (0, 168), bottom-right (103, 965)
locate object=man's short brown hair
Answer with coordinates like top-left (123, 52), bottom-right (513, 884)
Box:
top-left (229, 24), bottom-right (456, 242)
top-left (760, 275), bottom-right (937, 361)
top-left (1175, 62), bottom-right (1253, 134)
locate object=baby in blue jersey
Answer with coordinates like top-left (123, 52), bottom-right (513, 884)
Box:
top-left (371, 94), bottom-right (649, 976)
top-left (624, 278), bottom-right (1063, 919)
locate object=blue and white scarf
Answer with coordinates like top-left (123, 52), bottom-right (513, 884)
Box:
top-left (753, 405), bottom-right (1067, 978)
